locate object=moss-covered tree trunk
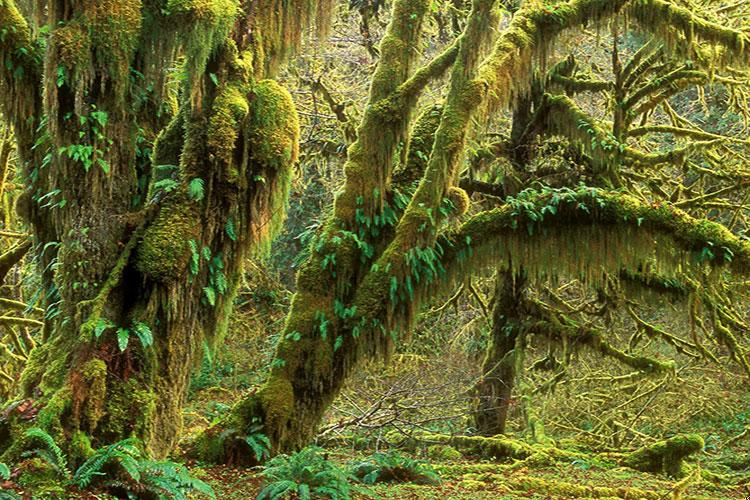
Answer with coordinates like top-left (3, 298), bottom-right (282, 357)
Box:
top-left (0, 0), bottom-right (325, 461)
top-left (194, 0), bottom-right (750, 463)
top-left (473, 270), bottom-right (526, 436)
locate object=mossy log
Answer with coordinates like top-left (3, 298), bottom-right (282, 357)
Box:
top-left (621, 434), bottom-right (704, 478)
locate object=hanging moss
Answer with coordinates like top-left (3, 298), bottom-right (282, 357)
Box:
top-left (135, 196), bottom-right (201, 282)
top-left (49, 24), bottom-right (91, 71)
top-left (0, 0), bottom-right (40, 122)
top-left (627, 0), bottom-right (749, 66)
top-left (165, 0), bottom-right (240, 83)
top-left (248, 0), bottom-right (333, 77)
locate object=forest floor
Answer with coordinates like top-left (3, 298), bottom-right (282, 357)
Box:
top-left (192, 449), bottom-right (750, 499)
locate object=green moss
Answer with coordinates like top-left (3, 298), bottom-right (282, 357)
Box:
top-left (249, 80), bottom-right (300, 170)
top-left (419, 433), bottom-right (534, 461)
top-left (446, 186), bottom-right (470, 216)
top-left (258, 376), bottom-right (295, 436)
top-left (136, 197), bottom-right (201, 282)
top-left (208, 83), bottom-right (250, 168)
top-left (622, 434), bottom-right (704, 477)
top-left (245, 79), bottom-right (300, 245)
top-left (17, 458), bottom-right (66, 496)
top-left (69, 431), bottom-right (95, 466)
top-left (249, 0), bottom-right (333, 77)
top-left (36, 388), bottom-right (72, 435)
top-left (78, 0), bottom-right (142, 97)
top-left (152, 111), bottom-right (186, 171)
top-left (82, 359), bottom-right (107, 432)
top-left (427, 445), bottom-right (463, 461)
top-left (166, 0), bottom-right (240, 82)
top-left (50, 24), bottom-right (91, 70)
top-left (101, 377), bottom-right (157, 442)
top-left (393, 105), bottom-right (442, 186)
top-left (19, 343), bottom-right (51, 396)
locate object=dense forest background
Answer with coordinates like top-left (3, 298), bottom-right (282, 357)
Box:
top-left (1, 0), bottom-right (750, 498)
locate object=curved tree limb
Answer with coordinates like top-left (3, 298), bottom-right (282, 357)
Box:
top-left (0, 239), bottom-right (30, 286)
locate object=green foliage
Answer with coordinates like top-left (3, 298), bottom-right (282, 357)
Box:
top-left (188, 177), bottom-right (205, 201)
top-left (245, 420), bottom-right (272, 463)
top-left (0, 464), bottom-right (9, 481)
top-left (56, 108), bottom-right (113, 174)
top-left (73, 438), bottom-right (214, 498)
top-left (94, 318), bottom-right (153, 351)
top-left (0, 464), bottom-right (19, 500)
top-left (258, 447), bottom-right (361, 499)
top-left (22, 428), bottom-right (70, 478)
top-left (350, 450), bottom-right (441, 485)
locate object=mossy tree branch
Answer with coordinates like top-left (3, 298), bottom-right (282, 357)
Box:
top-left (0, 238), bottom-right (30, 286)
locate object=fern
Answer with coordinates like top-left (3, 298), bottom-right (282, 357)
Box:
top-left (258, 447), bottom-right (364, 500)
top-left (22, 428), bottom-right (70, 478)
top-left (0, 463), bottom-right (9, 481)
top-left (0, 462), bottom-right (18, 500)
top-left (73, 437), bottom-right (141, 488)
top-left (245, 423), bottom-right (271, 462)
top-left (188, 177), bottom-right (205, 201)
top-left (132, 321), bottom-right (153, 348)
top-left (73, 439), bottom-right (214, 498)
top-left (350, 451), bottom-right (440, 486)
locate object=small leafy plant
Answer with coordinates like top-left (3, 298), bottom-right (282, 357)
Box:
top-left (350, 450), bottom-right (440, 485)
top-left (73, 438), bottom-right (215, 499)
top-left (22, 428), bottom-right (70, 478)
top-left (258, 446), bottom-right (362, 499)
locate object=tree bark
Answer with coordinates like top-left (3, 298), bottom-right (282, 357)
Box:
top-left (472, 270), bottom-right (526, 436)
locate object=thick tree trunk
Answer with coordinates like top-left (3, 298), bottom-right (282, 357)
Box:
top-left (0, 0), bottom-right (306, 463)
top-left (472, 270), bottom-right (526, 436)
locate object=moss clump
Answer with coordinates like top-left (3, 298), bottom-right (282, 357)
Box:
top-left (249, 80), bottom-right (300, 170)
top-left (101, 377), bottom-right (157, 442)
top-left (394, 105), bottom-right (442, 186)
top-left (36, 388), bottom-right (72, 436)
top-left (427, 445), bottom-right (463, 461)
top-left (152, 112), bottom-right (185, 171)
top-left (245, 79), bottom-right (300, 245)
top-left (50, 24), bottom-right (91, 70)
top-left (418, 433), bottom-right (534, 461)
top-left (136, 197), bottom-right (201, 282)
top-left (447, 186), bottom-right (470, 215)
top-left (207, 84), bottom-right (250, 168)
top-left (82, 0), bottom-right (143, 96)
top-left (622, 434), bottom-right (704, 477)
